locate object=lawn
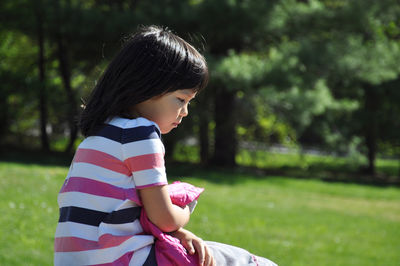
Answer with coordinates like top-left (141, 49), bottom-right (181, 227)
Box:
top-left (0, 158), bottom-right (399, 266)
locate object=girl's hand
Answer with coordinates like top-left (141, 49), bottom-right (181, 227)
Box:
top-left (169, 228), bottom-right (215, 266)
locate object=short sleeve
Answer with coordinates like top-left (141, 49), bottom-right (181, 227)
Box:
top-left (121, 124), bottom-right (168, 189)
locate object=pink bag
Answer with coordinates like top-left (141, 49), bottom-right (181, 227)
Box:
top-left (139, 181), bottom-right (204, 266)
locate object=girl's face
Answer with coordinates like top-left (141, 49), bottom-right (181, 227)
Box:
top-left (132, 89), bottom-right (197, 134)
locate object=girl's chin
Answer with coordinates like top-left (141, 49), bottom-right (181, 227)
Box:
top-left (160, 127), bottom-right (173, 134)
top-left (161, 123), bottom-right (179, 134)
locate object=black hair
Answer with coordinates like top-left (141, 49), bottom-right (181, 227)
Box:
top-left (79, 25), bottom-right (209, 137)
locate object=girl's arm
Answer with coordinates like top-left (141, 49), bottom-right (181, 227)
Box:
top-left (139, 185), bottom-right (191, 232)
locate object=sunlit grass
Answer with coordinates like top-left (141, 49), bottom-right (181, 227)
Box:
top-left (0, 158), bottom-right (399, 265)
top-left (0, 162), bottom-right (66, 265)
top-left (179, 173), bottom-right (400, 266)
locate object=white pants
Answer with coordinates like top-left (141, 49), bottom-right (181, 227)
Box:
top-left (206, 241), bottom-right (278, 266)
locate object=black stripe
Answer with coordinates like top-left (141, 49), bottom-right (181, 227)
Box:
top-left (95, 124), bottom-right (161, 144)
top-left (59, 206), bottom-right (142, 226)
top-left (103, 207), bottom-right (142, 224)
top-left (143, 244), bottom-right (157, 266)
top-left (59, 206), bottom-right (106, 226)
top-left (121, 125), bottom-right (161, 144)
top-left (95, 124), bottom-right (122, 143)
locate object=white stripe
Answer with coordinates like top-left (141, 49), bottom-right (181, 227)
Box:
top-left (132, 168), bottom-right (167, 187)
top-left (55, 222), bottom-right (98, 241)
top-left (58, 192), bottom-right (123, 212)
top-left (108, 117), bottom-right (159, 131)
top-left (122, 138), bottom-right (164, 158)
top-left (67, 162), bottom-right (134, 189)
top-left (78, 136), bottom-right (122, 160)
top-left (115, 199), bottom-right (140, 210)
top-left (130, 245), bottom-right (152, 266)
top-left (54, 235), bottom-right (154, 265)
top-left (98, 219), bottom-right (143, 237)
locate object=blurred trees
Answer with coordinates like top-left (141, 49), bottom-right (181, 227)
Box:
top-left (0, 0), bottom-right (399, 176)
top-left (275, 0), bottom-right (400, 174)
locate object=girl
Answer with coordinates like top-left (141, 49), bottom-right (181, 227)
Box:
top-left (54, 25), bottom-right (277, 266)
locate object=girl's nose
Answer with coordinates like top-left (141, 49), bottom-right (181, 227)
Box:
top-left (180, 104), bottom-right (189, 117)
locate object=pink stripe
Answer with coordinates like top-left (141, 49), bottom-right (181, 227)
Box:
top-left (54, 234), bottom-right (134, 252)
top-left (124, 153), bottom-right (164, 172)
top-left (75, 148), bottom-right (131, 175)
top-left (92, 252), bottom-right (134, 266)
top-left (135, 182), bottom-right (168, 189)
top-left (60, 177), bottom-right (135, 200)
top-left (54, 237), bottom-right (98, 252)
top-left (98, 234), bottom-right (134, 249)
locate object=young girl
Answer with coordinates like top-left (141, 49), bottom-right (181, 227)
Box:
top-left (54, 25), bottom-right (277, 266)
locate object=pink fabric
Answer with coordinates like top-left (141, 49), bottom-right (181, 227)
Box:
top-left (139, 181), bottom-right (204, 266)
top-left (54, 234), bottom-right (133, 252)
top-left (124, 153), bottom-right (165, 172)
top-left (74, 148), bottom-right (131, 175)
top-left (60, 177), bottom-right (129, 200)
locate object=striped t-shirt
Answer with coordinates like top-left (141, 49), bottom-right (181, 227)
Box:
top-left (54, 117), bottom-right (167, 265)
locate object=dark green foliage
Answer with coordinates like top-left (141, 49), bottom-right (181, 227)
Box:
top-left (0, 0), bottom-right (399, 176)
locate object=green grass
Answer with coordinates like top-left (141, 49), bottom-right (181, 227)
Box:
top-left (1, 159), bottom-right (400, 265)
top-left (0, 162), bottom-right (67, 265)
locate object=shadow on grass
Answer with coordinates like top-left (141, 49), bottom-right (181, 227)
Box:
top-left (167, 161), bottom-right (271, 185)
top-left (167, 161), bottom-right (400, 188)
top-left (0, 146), bottom-right (73, 167)
top-left (1, 147), bottom-right (398, 188)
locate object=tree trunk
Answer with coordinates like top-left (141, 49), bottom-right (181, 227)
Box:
top-left (35, 1), bottom-right (50, 151)
top-left (197, 91), bottom-right (211, 165)
top-left (0, 80), bottom-right (9, 142)
top-left (56, 36), bottom-right (78, 153)
top-left (364, 84), bottom-right (378, 175)
top-left (54, 0), bottom-right (78, 153)
top-left (212, 88), bottom-right (237, 167)
top-left (398, 155), bottom-right (400, 178)
top-left (163, 134), bottom-right (177, 163)
top-left (199, 115), bottom-right (209, 164)
top-left (365, 127), bottom-right (377, 175)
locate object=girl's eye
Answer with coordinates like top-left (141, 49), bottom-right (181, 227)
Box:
top-left (177, 98), bottom-right (185, 103)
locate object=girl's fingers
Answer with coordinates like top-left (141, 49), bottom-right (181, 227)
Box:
top-left (188, 242), bottom-right (195, 255)
top-left (193, 239), bottom-right (205, 265)
top-left (211, 253), bottom-right (216, 266)
top-left (182, 240), bottom-right (195, 255)
top-left (207, 244), bottom-right (217, 266)
top-left (203, 244), bottom-right (213, 266)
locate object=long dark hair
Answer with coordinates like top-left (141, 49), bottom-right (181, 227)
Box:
top-left (79, 25), bottom-right (209, 137)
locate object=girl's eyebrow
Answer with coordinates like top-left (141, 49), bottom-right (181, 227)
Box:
top-left (179, 90), bottom-right (197, 99)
